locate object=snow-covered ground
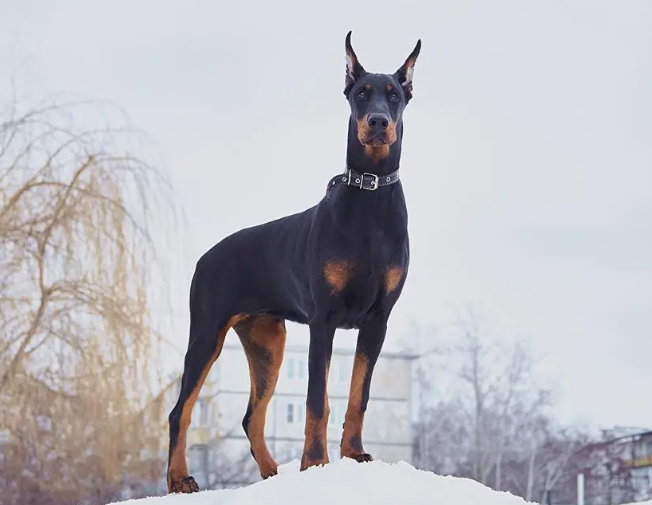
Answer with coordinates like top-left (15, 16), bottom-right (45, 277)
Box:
top-left (108, 459), bottom-right (534, 505)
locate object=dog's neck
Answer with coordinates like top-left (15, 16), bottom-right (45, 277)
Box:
top-left (346, 117), bottom-right (403, 177)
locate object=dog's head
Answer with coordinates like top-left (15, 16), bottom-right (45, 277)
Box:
top-left (343, 31), bottom-right (421, 158)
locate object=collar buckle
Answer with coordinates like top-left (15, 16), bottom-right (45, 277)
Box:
top-left (361, 172), bottom-right (379, 190)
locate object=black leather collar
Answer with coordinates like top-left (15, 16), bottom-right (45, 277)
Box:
top-left (327, 167), bottom-right (400, 193)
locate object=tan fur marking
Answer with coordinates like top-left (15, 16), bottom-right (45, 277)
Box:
top-left (364, 83), bottom-right (371, 90)
top-left (167, 314), bottom-right (244, 490)
top-left (324, 260), bottom-right (353, 293)
top-left (357, 117), bottom-right (372, 144)
top-left (237, 315), bottom-right (286, 479)
top-left (384, 266), bottom-right (404, 294)
top-left (386, 120), bottom-right (397, 144)
top-left (358, 116), bottom-right (397, 146)
top-left (387, 84), bottom-right (393, 90)
top-left (364, 144), bottom-right (391, 163)
top-left (300, 361), bottom-right (331, 470)
top-left (341, 353), bottom-right (368, 458)
top-left (358, 115), bottom-right (397, 163)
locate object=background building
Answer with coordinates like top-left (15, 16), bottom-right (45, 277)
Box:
top-left (578, 429), bottom-right (652, 505)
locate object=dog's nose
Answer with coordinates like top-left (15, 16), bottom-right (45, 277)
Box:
top-left (367, 113), bottom-right (389, 132)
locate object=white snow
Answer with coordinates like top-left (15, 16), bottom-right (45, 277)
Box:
top-left (108, 458), bottom-right (535, 505)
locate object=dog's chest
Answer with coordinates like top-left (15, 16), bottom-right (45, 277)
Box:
top-left (324, 257), bottom-right (404, 294)
top-left (320, 259), bottom-right (404, 329)
top-left (311, 185), bottom-right (409, 324)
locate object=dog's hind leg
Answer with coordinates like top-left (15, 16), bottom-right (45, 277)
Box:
top-left (234, 314), bottom-right (286, 479)
top-left (167, 310), bottom-right (243, 493)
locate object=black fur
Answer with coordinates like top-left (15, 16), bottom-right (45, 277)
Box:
top-left (166, 31), bottom-right (421, 491)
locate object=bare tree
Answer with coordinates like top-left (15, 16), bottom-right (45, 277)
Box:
top-left (0, 94), bottom-right (177, 504)
top-left (206, 438), bottom-right (261, 490)
top-left (448, 307), bottom-right (552, 487)
top-left (409, 305), bottom-right (591, 504)
top-left (536, 429), bottom-right (586, 503)
top-left (500, 421), bottom-right (588, 503)
top-left (413, 399), bottom-right (474, 476)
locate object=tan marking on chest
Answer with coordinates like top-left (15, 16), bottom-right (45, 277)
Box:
top-left (324, 261), bottom-right (353, 293)
top-left (384, 266), bottom-right (404, 294)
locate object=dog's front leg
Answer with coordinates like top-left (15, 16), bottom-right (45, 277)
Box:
top-left (300, 321), bottom-right (336, 471)
top-left (340, 317), bottom-right (387, 462)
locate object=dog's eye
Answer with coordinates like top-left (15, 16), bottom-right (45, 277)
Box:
top-left (389, 92), bottom-right (400, 102)
top-left (356, 91), bottom-right (367, 101)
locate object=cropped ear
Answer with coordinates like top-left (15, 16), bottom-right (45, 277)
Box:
top-left (344, 31), bottom-right (366, 95)
top-left (394, 39), bottom-right (421, 101)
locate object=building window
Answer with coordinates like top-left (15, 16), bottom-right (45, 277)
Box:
top-left (339, 360), bottom-right (348, 382)
top-left (329, 358), bottom-right (350, 383)
top-left (328, 360), bottom-right (338, 382)
top-left (329, 402), bottom-right (346, 426)
top-left (286, 402), bottom-right (306, 424)
top-left (288, 358), bottom-right (306, 380)
top-left (287, 402), bottom-right (305, 424)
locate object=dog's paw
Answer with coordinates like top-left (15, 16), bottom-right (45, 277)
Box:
top-left (353, 453), bottom-right (373, 463)
top-left (169, 475), bottom-right (199, 494)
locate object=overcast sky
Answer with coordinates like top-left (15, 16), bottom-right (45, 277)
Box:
top-left (1, 0), bottom-right (651, 431)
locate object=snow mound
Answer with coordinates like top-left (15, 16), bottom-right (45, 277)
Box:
top-left (108, 459), bottom-right (535, 505)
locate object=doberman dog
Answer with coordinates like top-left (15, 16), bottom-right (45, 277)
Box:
top-left (166, 31), bottom-right (421, 493)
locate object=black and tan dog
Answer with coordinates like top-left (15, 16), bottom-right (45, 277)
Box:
top-left (167, 31), bottom-right (421, 493)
